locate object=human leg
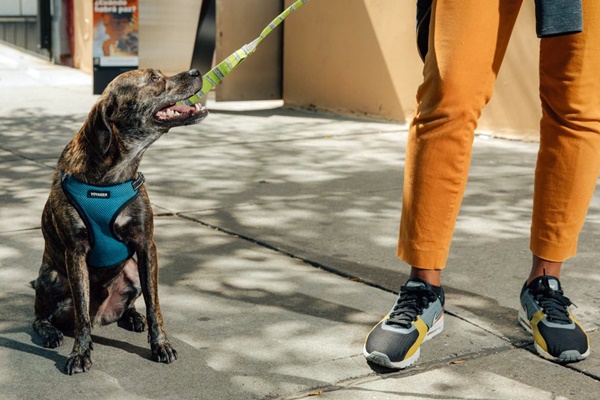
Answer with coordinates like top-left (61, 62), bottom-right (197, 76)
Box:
top-left (527, 255), bottom-right (562, 284)
top-left (531, 0), bottom-right (600, 266)
top-left (521, 0), bottom-right (600, 363)
top-left (365, 0), bottom-right (524, 369)
top-left (398, 0), bottom-right (524, 271)
top-left (410, 266), bottom-right (441, 286)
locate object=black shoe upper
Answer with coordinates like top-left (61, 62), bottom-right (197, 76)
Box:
top-left (387, 279), bottom-right (443, 329)
top-left (525, 276), bottom-right (573, 325)
top-left (522, 275), bottom-right (589, 359)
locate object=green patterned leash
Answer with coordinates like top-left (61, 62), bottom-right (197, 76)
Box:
top-left (179, 0), bottom-right (309, 106)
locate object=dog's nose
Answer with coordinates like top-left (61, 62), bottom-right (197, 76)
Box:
top-left (188, 69), bottom-right (201, 77)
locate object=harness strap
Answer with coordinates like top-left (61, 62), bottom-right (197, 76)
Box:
top-left (60, 170), bottom-right (145, 190)
top-left (58, 170), bottom-right (146, 268)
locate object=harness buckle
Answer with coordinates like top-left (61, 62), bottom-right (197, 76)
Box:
top-left (132, 172), bottom-right (145, 191)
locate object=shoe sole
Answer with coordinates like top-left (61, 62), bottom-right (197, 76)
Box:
top-left (518, 308), bottom-right (590, 363)
top-left (363, 313), bottom-right (444, 369)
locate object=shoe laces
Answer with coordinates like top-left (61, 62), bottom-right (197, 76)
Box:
top-left (531, 277), bottom-right (575, 324)
top-left (387, 285), bottom-right (438, 329)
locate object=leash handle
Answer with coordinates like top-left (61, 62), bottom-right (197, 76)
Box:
top-left (180, 0), bottom-right (309, 106)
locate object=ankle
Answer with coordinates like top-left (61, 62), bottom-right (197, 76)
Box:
top-left (527, 255), bottom-right (562, 285)
top-left (409, 266), bottom-right (442, 287)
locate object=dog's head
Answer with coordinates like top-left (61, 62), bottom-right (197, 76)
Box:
top-left (84, 68), bottom-right (208, 157)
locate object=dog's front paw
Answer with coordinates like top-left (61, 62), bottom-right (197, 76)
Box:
top-left (65, 350), bottom-right (92, 375)
top-left (151, 342), bottom-right (178, 364)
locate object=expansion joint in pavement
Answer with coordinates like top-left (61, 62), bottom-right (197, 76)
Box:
top-left (0, 144), bottom-right (56, 170)
top-left (174, 212), bottom-right (392, 293)
top-left (169, 213), bottom-right (521, 350)
top-left (167, 213), bottom-right (600, 387)
top-left (563, 365), bottom-right (600, 382)
top-left (276, 345), bottom-right (517, 400)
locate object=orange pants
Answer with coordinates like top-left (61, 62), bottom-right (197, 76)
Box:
top-left (398, 0), bottom-right (600, 269)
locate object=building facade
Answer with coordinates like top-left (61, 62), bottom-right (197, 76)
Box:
top-left (0, 0), bottom-right (542, 138)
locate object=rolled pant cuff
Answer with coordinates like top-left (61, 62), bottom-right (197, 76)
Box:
top-left (530, 237), bottom-right (577, 263)
top-left (397, 246), bottom-right (448, 270)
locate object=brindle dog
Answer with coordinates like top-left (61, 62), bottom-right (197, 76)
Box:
top-left (33, 68), bottom-right (207, 374)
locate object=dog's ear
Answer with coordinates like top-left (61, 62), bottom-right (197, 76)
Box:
top-left (84, 94), bottom-right (117, 156)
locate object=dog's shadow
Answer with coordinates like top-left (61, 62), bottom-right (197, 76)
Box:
top-left (0, 325), bottom-right (151, 375)
top-left (0, 327), bottom-right (68, 374)
top-left (91, 332), bottom-right (151, 360)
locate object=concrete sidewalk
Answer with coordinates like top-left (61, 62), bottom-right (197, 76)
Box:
top-left (1, 43), bottom-right (599, 399)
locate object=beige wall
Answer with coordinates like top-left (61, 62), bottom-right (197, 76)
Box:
top-left (483, 2), bottom-right (541, 139)
top-left (74, 0), bottom-right (280, 99)
top-left (73, 1), bottom-right (93, 74)
top-left (283, 0), bottom-right (542, 139)
top-left (215, 0), bottom-right (282, 101)
top-left (73, 0), bottom-right (542, 138)
top-left (74, 0), bottom-right (203, 77)
top-left (138, 0), bottom-right (202, 75)
top-left (138, 0), bottom-right (283, 99)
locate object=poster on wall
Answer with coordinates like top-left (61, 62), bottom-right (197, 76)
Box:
top-left (92, 0), bottom-right (139, 93)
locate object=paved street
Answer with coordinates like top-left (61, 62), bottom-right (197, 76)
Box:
top-left (1, 43), bottom-right (599, 399)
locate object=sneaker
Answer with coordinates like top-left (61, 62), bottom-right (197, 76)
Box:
top-left (518, 275), bottom-right (590, 363)
top-left (363, 279), bottom-right (445, 369)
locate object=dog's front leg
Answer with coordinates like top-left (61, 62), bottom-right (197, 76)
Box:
top-left (65, 250), bottom-right (94, 375)
top-left (138, 240), bottom-right (177, 363)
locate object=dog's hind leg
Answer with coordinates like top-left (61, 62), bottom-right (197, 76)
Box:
top-left (33, 318), bottom-right (64, 348)
top-left (95, 258), bottom-right (146, 332)
top-left (119, 306), bottom-right (147, 332)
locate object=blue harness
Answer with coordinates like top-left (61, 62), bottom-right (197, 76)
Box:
top-left (60, 171), bottom-right (145, 268)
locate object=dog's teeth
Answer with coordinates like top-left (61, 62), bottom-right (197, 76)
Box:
top-left (164, 109), bottom-right (180, 117)
top-left (156, 107), bottom-right (185, 120)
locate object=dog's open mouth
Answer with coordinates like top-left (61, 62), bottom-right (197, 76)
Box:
top-left (154, 102), bottom-right (207, 123)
